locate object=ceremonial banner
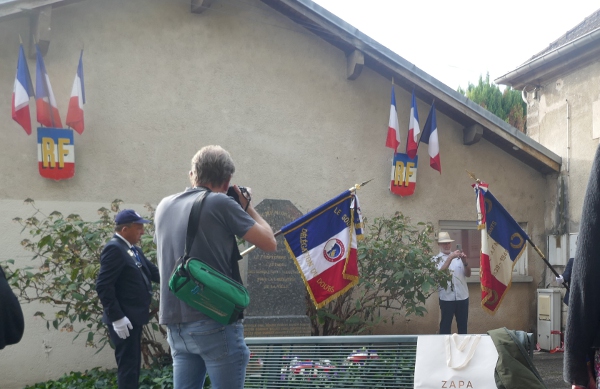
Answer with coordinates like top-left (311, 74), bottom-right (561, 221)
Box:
top-left (390, 153), bottom-right (418, 196)
top-left (474, 183), bottom-right (528, 314)
top-left (37, 128), bottom-right (75, 180)
top-left (281, 190), bottom-right (361, 308)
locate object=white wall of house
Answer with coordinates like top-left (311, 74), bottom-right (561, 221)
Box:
top-left (0, 0), bottom-right (551, 386)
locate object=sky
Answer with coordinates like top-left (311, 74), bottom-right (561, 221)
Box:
top-left (312, 0), bottom-right (600, 90)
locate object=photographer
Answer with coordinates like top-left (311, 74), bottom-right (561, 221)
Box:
top-left (154, 145), bottom-right (276, 389)
top-left (434, 232), bottom-right (470, 334)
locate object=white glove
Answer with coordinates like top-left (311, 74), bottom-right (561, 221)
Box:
top-left (556, 275), bottom-right (564, 283)
top-left (112, 316), bottom-right (132, 339)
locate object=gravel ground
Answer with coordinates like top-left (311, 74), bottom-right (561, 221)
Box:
top-left (534, 351), bottom-right (569, 389)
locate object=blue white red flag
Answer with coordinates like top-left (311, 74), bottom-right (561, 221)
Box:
top-left (473, 182), bottom-right (528, 314)
top-left (12, 44), bottom-right (34, 135)
top-left (419, 102), bottom-right (441, 173)
top-left (281, 190), bottom-right (362, 308)
top-left (66, 50), bottom-right (85, 134)
top-left (385, 85), bottom-right (400, 151)
top-left (35, 45), bottom-right (62, 128)
top-left (406, 90), bottom-right (420, 159)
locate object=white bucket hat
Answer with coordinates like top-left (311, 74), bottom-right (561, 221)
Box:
top-left (437, 231), bottom-right (454, 243)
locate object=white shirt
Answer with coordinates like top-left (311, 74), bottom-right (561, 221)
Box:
top-left (434, 251), bottom-right (469, 301)
top-left (115, 233), bottom-right (133, 249)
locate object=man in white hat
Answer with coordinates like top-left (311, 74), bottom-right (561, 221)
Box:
top-left (434, 231), bottom-right (470, 334)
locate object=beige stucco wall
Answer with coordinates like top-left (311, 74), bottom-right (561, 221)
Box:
top-left (525, 59), bottom-right (600, 327)
top-left (0, 0), bottom-right (550, 387)
top-left (526, 61), bottom-right (600, 232)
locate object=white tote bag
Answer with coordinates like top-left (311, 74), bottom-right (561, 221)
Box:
top-left (414, 334), bottom-right (498, 388)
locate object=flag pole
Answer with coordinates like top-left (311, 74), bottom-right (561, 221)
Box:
top-left (239, 179), bottom-right (373, 257)
top-left (467, 170), bottom-right (569, 291)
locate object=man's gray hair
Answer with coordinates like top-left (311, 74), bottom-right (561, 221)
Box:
top-left (114, 223), bottom-right (132, 232)
top-left (190, 145), bottom-right (236, 187)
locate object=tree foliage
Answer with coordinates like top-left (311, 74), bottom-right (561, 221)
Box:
top-left (2, 199), bottom-right (168, 367)
top-left (307, 212), bottom-right (451, 336)
top-left (458, 73), bottom-right (526, 132)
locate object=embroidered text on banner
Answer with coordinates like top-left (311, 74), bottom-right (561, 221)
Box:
top-left (281, 190), bottom-right (362, 308)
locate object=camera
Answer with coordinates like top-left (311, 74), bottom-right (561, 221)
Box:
top-left (227, 185), bottom-right (250, 207)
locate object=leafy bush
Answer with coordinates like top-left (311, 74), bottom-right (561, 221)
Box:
top-left (2, 199), bottom-right (167, 366)
top-left (23, 366), bottom-right (175, 389)
top-left (307, 212), bottom-right (451, 335)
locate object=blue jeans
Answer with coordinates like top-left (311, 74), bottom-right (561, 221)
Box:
top-left (167, 319), bottom-right (250, 389)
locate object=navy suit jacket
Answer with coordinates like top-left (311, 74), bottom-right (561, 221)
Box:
top-left (96, 235), bottom-right (160, 326)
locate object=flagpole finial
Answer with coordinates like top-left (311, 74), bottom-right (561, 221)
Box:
top-left (351, 179), bottom-right (373, 192)
top-left (466, 170), bottom-right (481, 183)
top-left (19, 34), bottom-right (23, 45)
top-left (392, 77), bottom-right (394, 85)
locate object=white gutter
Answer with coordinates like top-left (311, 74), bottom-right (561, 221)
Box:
top-left (495, 26), bottom-right (600, 86)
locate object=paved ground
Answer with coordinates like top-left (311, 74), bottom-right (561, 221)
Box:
top-left (533, 351), bottom-right (568, 389)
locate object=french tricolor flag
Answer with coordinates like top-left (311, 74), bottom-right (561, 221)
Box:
top-left (419, 102), bottom-right (441, 173)
top-left (66, 51), bottom-right (85, 134)
top-left (282, 190), bottom-right (361, 308)
top-left (474, 183), bottom-right (528, 314)
top-left (12, 44), bottom-right (34, 135)
top-left (406, 90), bottom-right (420, 159)
top-left (385, 85), bottom-right (400, 151)
top-left (35, 45), bottom-right (62, 128)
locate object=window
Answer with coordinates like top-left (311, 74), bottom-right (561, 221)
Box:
top-left (439, 220), bottom-right (528, 276)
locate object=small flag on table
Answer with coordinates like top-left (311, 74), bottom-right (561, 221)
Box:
top-left (281, 190), bottom-right (362, 308)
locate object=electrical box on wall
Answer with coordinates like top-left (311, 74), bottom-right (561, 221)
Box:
top-left (537, 289), bottom-right (562, 351)
top-left (569, 233), bottom-right (578, 259)
top-left (547, 235), bottom-right (568, 266)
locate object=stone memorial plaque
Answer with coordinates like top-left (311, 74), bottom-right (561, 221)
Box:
top-left (244, 199), bottom-right (311, 337)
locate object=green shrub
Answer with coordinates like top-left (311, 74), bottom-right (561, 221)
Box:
top-left (23, 366), bottom-right (175, 389)
top-left (2, 199), bottom-right (167, 366)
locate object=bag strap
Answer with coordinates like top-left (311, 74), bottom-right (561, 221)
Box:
top-left (184, 189), bottom-right (210, 258)
top-left (194, 199), bottom-right (244, 285)
top-left (184, 188), bottom-right (244, 285)
top-left (445, 334), bottom-right (481, 369)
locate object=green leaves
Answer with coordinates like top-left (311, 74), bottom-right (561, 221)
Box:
top-left (459, 72), bottom-right (527, 132)
top-left (23, 366), bottom-right (181, 389)
top-left (2, 199), bottom-right (167, 369)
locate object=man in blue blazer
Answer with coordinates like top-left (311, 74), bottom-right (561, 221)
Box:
top-left (96, 209), bottom-right (160, 389)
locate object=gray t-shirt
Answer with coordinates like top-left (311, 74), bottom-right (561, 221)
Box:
top-left (154, 187), bottom-right (255, 325)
